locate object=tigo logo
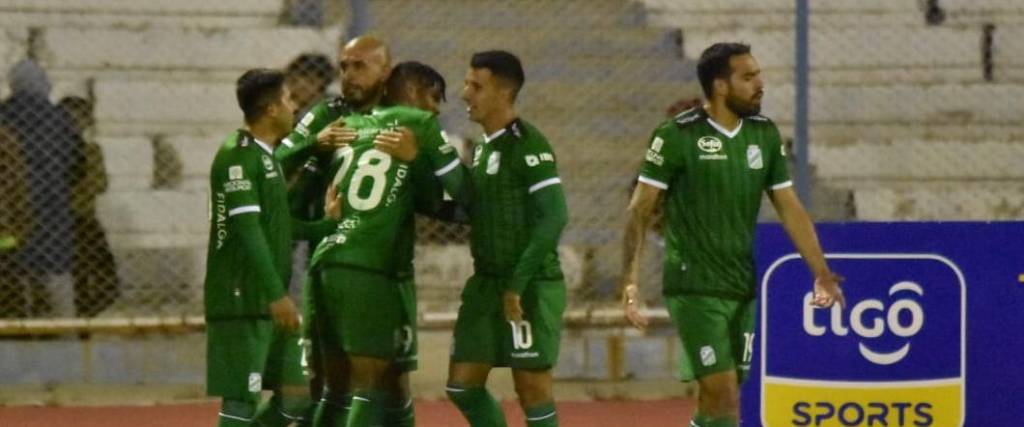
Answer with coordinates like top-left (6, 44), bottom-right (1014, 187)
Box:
top-left (761, 254), bottom-right (965, 427)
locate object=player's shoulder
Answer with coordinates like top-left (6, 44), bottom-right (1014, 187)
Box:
top-left (745, 114), bottom-right (780, 132)
top-left (670, 107), bottom-right (706, 130)
top-left (379, 105), bottom-right (434, 124)
top-left (507, 118), bottom-right (550, 147)
top-left (217, 130), bottom-right (265, 162)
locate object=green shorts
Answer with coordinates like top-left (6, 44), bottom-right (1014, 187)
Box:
top-left (666, 294), bottom-right (756, 383)
top-left (207, 319), bottom-right (308, 400)
top-left (451, 275), bottom-right (566, 370)
top-left (315, 267), bottom-right (418, 371)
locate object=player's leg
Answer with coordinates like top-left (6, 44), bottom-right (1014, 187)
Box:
top-left (300, 271), bottom-right (326, 423)
top-left (508, 279), bottom-right (566, 427)
top-left (666, 295), bottom-right (741, 427)
top-left (254, 328), bottom-right (313, 426)
top-left (310, 268), bottom-right (351, 427)
top-left (346, 355), bottom-right (391, 427)
top-left (382, 278), bottom-right (418, 427)
top-left (207, 319), bottom-right (274, 426)
top-left (447, 275), bottom-right (506, 427)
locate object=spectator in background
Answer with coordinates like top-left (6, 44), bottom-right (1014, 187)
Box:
top-left (285, 53), bottom-right (335, 119)
top-left (60, 96), bottom-right (120, 318)
top-left (0, 59), bottom-right (79, 317)
top-left (0, 124), bottom-right (33, 318)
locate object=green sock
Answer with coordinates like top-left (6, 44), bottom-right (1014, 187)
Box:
top-left (691, 413), bottom-right (737, 427)
top-left (312, 390), bottom-right (350, 427)
top-left (219, 399), bottom-right (256, 427)
top-left (254, 394), bottom-right (314, 427)
top-left (446, 385), bottom-right (508, 427)
top-left (525, 402), bottom-right (558, 427)
top-left (346, 389), bottom-right (387, 427)
top-left (383, 397), bottom-right (415, 427)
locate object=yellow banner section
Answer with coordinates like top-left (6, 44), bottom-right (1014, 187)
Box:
top-left (762, 380), bottom-right (962, 427)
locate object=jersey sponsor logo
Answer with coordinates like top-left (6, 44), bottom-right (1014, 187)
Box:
top-left (223, 180), bottom-right (252, 193)
top-left (438, 143), bottom-right (456, 155)
top-left (486, 151), bottom-right (501, 175)
top-left (697, 136), bottom-right (723, 153)
top-left (472, 145), bottom-right (484, 168)
top-left (214, 192), bottom-right (227, 250)
top-left (524, 153), bottom-right (554, 167)
top-left (300, 111), bottom-right (315, 126)
top-left (762, 254), bottom-right (965, 427)
top-left (248, 372), bottom-right (262, 393)
top-left (645, 149), bottom-right (664, 166)
top-left (228, 165), bottom-right (243, 180)
top-left (700, 345), bottom-right (717, 366)
top-left (651, 136), bottom-right (665, 153)
top-left (748, 145), bottom-right (764, 169)
top-left (261, 155), bottom-right (274, 171)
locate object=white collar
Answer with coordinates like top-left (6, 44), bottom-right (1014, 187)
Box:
top-left (253, 138), bottom-right (274, 155)
top-left (706, 117), bottom-right (743, 139)
top-left (483, 128), bottom-right (507, 144)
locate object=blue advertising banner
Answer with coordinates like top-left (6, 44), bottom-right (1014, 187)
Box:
top-left (741, 222), bottom-right (1024, 426)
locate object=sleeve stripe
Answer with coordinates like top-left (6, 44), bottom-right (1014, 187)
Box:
top-left (434, 158), bottom-right (461, 177)
top-left (227, 205), bottom-right (261, 217)
top-left (281, 137), bottom-right (294, 148)
top-left (637, 175), bottom-right (669, 190)
top-left (771, 180), bottom-right (794, 190)
top-left (528, 177), bottom-right (562, 194)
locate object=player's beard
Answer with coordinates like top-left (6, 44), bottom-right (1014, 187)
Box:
top-left (343, 79), bottom-right (385, 110)
top-left (725, 91), bottom-right (762, 118)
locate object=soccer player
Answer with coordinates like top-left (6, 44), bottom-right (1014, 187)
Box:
top-left (205, 69), bottom-right (338, 427)
top-left (446, 50), bottom-right (569, 427)
top-left (619, 43), bottom-right (845, 427)
top-left (307, 62), bottom-right (467, 427)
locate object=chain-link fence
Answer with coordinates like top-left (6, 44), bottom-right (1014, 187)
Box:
top-left (0, 0), bottom-right (1020, 327)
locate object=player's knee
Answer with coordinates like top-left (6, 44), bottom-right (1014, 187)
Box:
top-left (219, 398), bottom-right (258, 423)
top-left (513, 378), bottom-right (551, 407)
top-left (276, 388), bottom-right (314, 420)
top-left (445, 383), bottom-right (478, 410)
top-left (699, 380), bottom-right (739, 416)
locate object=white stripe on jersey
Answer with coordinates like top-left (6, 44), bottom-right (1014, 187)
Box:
top-left (637, 175), bottom-right (668, 190)
top-left (228, 205), bottom-right (261, 217)
top-left (770, 180), bottom-right (794, 190)
top-left (528, 177), bottom-right (562, 194)
top-left (434, 158), bottom-right (461, 176)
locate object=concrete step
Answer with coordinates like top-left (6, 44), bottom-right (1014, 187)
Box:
top-left (681, 27), bottom-right (985, 85)
top-left (853, 182), bottom-right (1024, 220)
top-left (0, 0), bottom-right (282, 28)
top-left (370, 0), bottom-right (647, 29)
top-left (811, 140), bottom-right (1024, 181)
top-left (97, 189), bottom-right (208, 235)
top-left (40, 27), bottom-right (341, 72)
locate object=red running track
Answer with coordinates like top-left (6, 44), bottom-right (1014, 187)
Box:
top-left (0, 399), bottom-right (695, 427)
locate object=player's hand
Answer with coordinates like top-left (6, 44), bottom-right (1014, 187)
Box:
top-left (316, 119), bottom-right (357, 150)
top-left (374, 127), bottom-right (418, 163)
top-left (621, 283), bottom-right (648, 331)
top-left (503, 290), bottom-right (524, 322)
top-left (811, 271), bottom-right (846, 309)
top-left (324, 184), bottom-right (342, 220)
top-left (269, 296), bottom-right (301, 332)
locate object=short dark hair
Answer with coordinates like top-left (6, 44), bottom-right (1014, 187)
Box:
top-left (470, 50), bottom-right (525, 100)
top-left (697, 43), bottom-right (751, 98)
top-left (58, 96), bottom-right (93, 116)
top-left (236, 68), bottom-right (285, 124)
top-left (388, 61), bottom-right (447, 102)
top-left (286, 53), bottom-right (335, 85)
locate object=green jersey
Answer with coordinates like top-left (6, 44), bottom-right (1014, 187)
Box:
top-left (469, 119), bottom-right (567, 293)
top-left (310, 106), bottom-right (465, 276)
top-left (204, 131), bottom-right (290, 320)
top-left (277, 97), bottom-right (355, 221)
top-left (638, 108), bottom-right (791, 300)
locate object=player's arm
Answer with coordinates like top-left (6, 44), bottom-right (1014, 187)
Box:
top-left (620, 181), bottom-right (664, 330)
top-left (406, 115), bottom-right (471, 207)
top-left (504, 141), bottom-right (568, 321)
top-left (768, 187), bottom-right (844, 308)
top-left (290, 181), bottom-right (343, 241)
top-left (764, 125), bottom-right (844, 308)
top-left (222, 155), bottom-right (298, 330)
top-left (620, 126), bottom-right (678, 329)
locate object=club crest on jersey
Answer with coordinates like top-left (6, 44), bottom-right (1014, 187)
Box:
top-left (747, 145), bottom-right (763, 169)
top-left (248, 372), bottom-right (262, 392)
top-left (697, 136), bottom-right (723, 153)
top-left (228, 165), bottom-right (243, 180)
top-left (486, 151), bottom-right (501, 175)
top-left (262, 155), bottom-right (274, 171)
